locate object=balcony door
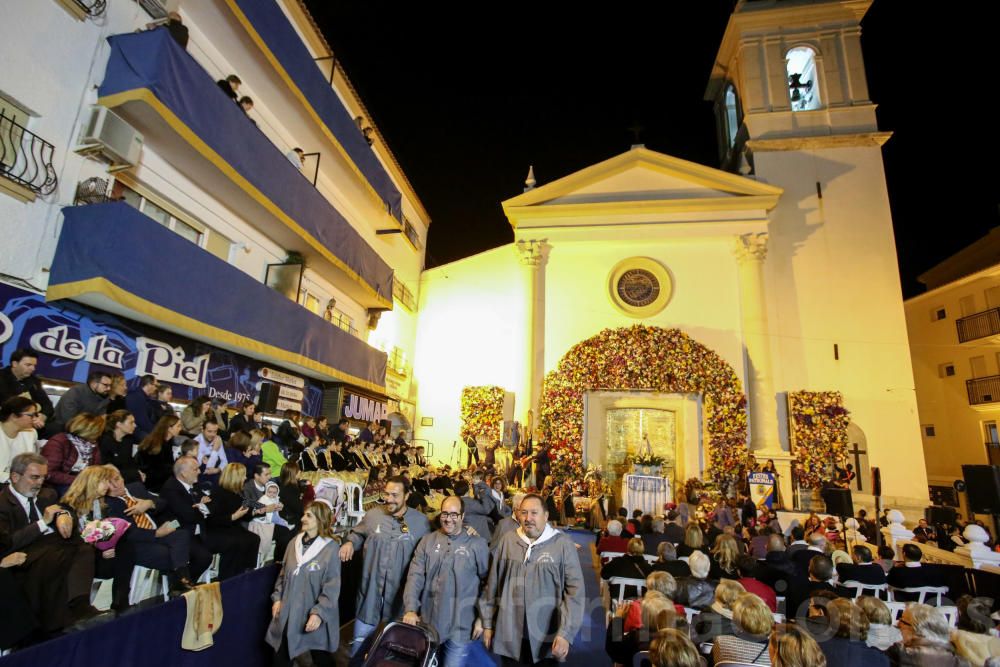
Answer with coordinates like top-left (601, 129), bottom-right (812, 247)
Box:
top-left (961, 295), bottom-right (978, 317)
top-left (987, 287), bottom-right (1000, 310)
top-left (971, 355), bottom-right (988, 379)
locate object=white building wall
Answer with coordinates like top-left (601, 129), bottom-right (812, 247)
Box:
top-left (757, 145), bottom-right (928, 505)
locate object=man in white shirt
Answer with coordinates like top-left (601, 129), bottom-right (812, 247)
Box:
top-left (195, 421), bottom-right (227, 478)
top-left (0, 452), bottom-right (98, 632)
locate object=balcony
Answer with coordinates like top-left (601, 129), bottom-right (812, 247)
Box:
top-left (97, 29), bottom-right (392, 309)
top-left (47, 202), bottom-right (387, 392)
top-left (957, 308), bottom-right (1000, 343)
top-left (216, 0), bottom-right (402, 221)
top-left (1, 109), bottom-right (57, 201)
top-left (967, 375), bottom-right (1000, 408)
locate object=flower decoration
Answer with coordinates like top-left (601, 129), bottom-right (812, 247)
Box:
top-left (460, 385), bottom-right (505, 443)
top-left (788, 391), bottom-right (850, 488)
top-left (538, 325), bottom-right (749, 490)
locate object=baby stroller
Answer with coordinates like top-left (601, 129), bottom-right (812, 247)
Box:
top-left (361, 621), bottom-right (440, 667)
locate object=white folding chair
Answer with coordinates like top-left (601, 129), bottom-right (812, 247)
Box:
top-left (841, 580), bottom-right (889, 599)
top-left (684, 606), bottom-right (698, 625)
top-left (609, 576), bottom-right (647, 606)
top-left (600, 551), bottom-right (624, 564)
top-left (886, 601), bottom-right (907, 625)
top-left (129, 565), bottom-right (170, 605)
top-left (776, 596), bottom-right (786, 614)
top-left (345, 483), bottom-right (365, 522)
top-left (938, 605), bottom-right (958, 627)
top-left (633, 650), bottom-right (651, 667)
top-left (643, 554), bottom-right (658, 564)
top-left (772, 612), bottom-right (785, 623)
top-left (890, 585), bottom-right (948, 606)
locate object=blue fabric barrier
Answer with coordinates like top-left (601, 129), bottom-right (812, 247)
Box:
top-left (225, 0), bottom-right (403, 221)
top-left (0, 566), bottom-right (278, 667)
top-left (48, 203), bottom-right (387, 391)
top-left (97, 28), bottom-right (393, 306)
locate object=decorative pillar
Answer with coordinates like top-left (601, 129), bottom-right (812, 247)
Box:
top-left (734, 232), bottom-right (793, 505)
top-left (515, 239), bottom-right (548, 430)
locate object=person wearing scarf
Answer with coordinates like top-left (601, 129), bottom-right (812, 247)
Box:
top-left (40, 412), bottom-right (104, 496)
top-left (266, 500), bottom-right (340, 666)
top-left (481, 493), bottom-right (585, 665)
top-left (402, 495), bottom-right (490, 667)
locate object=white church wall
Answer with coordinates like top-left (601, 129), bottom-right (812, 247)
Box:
top-left (541, 238), bottom-right (747, 384)
top-left (411, 245), bottom-right (524, 460)
top-left (757, 146), bottom-right (928, 506)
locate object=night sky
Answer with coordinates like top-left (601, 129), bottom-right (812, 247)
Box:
top-left (303, 1), bottom-right (998, 298)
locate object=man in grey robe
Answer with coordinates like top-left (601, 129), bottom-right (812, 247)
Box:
top-left (403, 495), bottom-right (490, 667)
top-left (340, 476), bottom-right (431, 655)
top-left (464, 471), bottom-right (501, 540)
top-left (481, 494), bottom-right (585, 665)
top-left (490, 493), bottom-right (525, 552)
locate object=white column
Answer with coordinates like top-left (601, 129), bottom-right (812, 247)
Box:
top-left (515, 239), bottom-right (548, 431)
top-left (734, 232), bottom-right (794, 504)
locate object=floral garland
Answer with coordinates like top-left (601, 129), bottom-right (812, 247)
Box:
top-left (460, 385), bottom-right (505, 443)
top-left (539, 325), bottom-right (749, 491)
top-left (788, 391), bottom-right (850, 488)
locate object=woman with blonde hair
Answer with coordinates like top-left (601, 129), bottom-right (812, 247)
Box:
top-left (137, 414), bottom-right (182, 492)
top-left (770, 623), bottom-right (827, 667)
top-left (61, 464), bottom-right (134, 610)
top-left (677, 521), bottom-right (705, 558)
top-left (602, 536), bottom-right (653, 601)
top-left (266, 501), bottom-right (340, 665)
top-left (854, 595), bottom-right (901, 651)
top-left (41, 412), bottom-right (105, 494)
top-left (650, 627), bottom-right (701, 667)
top-left (712, 592), bottom-right (774, 664)
top-left (711, 533), bottom-right (741, 579)
top-left (205, 463), bottom-right (260, 579)
top-left (692, 578), bottom-right (746, 643)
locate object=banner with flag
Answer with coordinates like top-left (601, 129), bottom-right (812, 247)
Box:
top-left (749, 472), bottom-right (776, 510)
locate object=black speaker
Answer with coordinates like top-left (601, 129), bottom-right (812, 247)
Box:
top-left (871, 467), bottom-right (882, 498)
top-left (926, 505), bottom-right (957, 525)
top-left (962, 465), bottom-right (1000, 513)
top-left (258, 382), bottom-right (280, 413)
top-left (821, 487), bottom-right (854, 517)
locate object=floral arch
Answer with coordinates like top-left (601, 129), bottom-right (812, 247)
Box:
top-left (539, 325), bottom-right (749, 490)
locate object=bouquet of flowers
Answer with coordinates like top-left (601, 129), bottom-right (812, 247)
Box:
top-left (82, 517), bottom-right (130, 551)
top-left (633, 454), bottom-right (665, 466)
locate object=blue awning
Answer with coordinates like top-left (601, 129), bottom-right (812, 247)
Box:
top-left (47, 203), bottom-right (387, 393)
top-left (97, 28), bottom-right (393, 308)
top-left (224, 0), bottom-right (403, 222)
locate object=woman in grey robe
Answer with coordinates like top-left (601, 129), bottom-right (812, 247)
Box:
top-left (266, 501), bottom-right (340, 667)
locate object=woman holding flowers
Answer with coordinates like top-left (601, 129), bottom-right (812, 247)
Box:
top-left (61, 465), bottom-right (134, 610)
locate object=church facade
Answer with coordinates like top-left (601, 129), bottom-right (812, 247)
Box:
top-left (411, 0), bottom-right (929, 515)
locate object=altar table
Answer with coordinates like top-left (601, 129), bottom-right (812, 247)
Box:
top-left (621, 474), bottom-right (672, 515)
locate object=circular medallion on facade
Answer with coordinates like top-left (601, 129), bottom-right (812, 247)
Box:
top-left (607, 258), bottom-right (672, 318)
top-left (617, 269), bottom-right (660, 307)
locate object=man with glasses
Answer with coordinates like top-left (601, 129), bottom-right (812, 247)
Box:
top-left (48, 370), bottom-right (112, 435)
top-left (0, 349), bottom-right (54, 426)
top-left (481, 494), bottom-right (585, 666)
top-left (402, 495), bottom-right (489, 667)
top-left (340, 475), bottom-right (430, 655)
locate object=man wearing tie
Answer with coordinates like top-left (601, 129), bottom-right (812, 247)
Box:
top-left (0, 452), bottom-right (97, 633)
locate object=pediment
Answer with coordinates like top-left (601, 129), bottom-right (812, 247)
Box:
top-left (502, 147), bottom-right (782, 228)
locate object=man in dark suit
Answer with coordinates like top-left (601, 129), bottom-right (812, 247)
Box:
top-left (886, 543), bottom-right (945, 600)
top-left (105, 467), bottom-right (206, 593)
top-left (755, 534), bottom-right (808, 617)
top-left (663, 510), bottom-right (686, 544)
top-left (0, 453), bottom-right (97, 633)
top-left (0, 349), bottom-right (54, 425)
top-left (792, 533), bottom-right (828, 577)
top-left (786, 554), bottom-right (841, 620)
top-left (836, 544), bottom-right (887, 595)
top-left (159, 455), bottom-right (252, 582)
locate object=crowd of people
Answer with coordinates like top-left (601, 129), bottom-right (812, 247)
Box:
top-left (4, 348), bottom-right (1000, 665)
top-left (598, 498), bottom-right (999, 666)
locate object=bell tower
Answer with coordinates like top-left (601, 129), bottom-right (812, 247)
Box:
top-left (704, 0), bottom-right (931, 513)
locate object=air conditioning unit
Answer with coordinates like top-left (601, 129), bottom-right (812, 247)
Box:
top-left (136, 0), bottom-right (179, 20)
top-left (75, 106), bottom-right (143, 171)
